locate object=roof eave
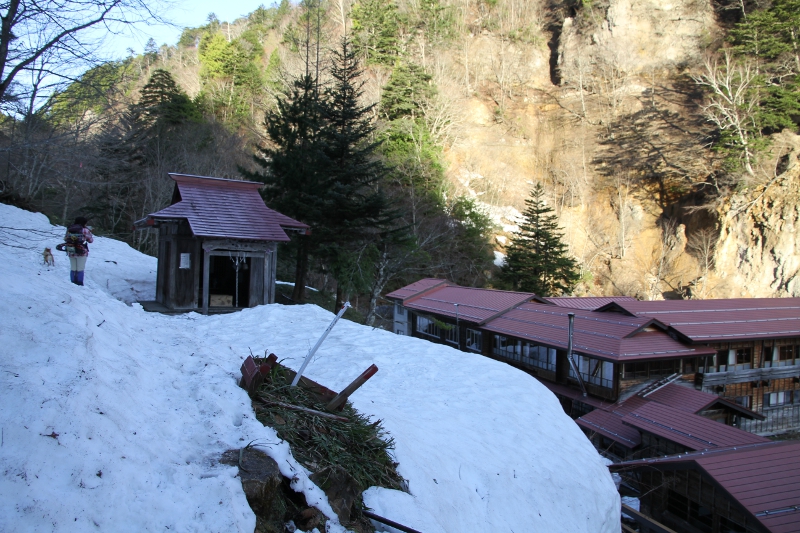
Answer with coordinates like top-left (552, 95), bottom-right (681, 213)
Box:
top-left (400, 280), bottom-right (451, 305)
top-left (702, 399), bottom-right (766, 421)
top-left (594, 302), bottom-right (638, 316)
top-left (624, 318), bottom-right (671, 338)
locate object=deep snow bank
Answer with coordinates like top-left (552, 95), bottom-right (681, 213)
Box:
top-left (0, 203), bottom-right (619, 532)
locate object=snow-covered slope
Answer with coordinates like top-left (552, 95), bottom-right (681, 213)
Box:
top-left (0, 203), bottom-right (620, 533)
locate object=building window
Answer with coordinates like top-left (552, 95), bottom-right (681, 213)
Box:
top-left (764, 390), bottom-right (794, 408)
top-left (395, 304), bottom-right (405, 317)
top-left (649, 359), bottom-right (680, 377)
top-left (697, 355), bottom-right (716, 373)
top-left (444, 323), bottom-right (458, 345)
top-left (416, 315), bottom-right (440, 338)
top-left (779, 345), bottom-right (797, 363)
top-left (465, 329), bottom-right (482, 352)
top-left (494, 335), bottom-right (511, 358)
top-left (495, 335), bottom-right (524, 360)
top-left (622, 362), bottom-right (648, 379)
top-left (718, 348), bottom-right (752, 371)
top-left (735, 348), bottom-right (752, 369)
top-left (528, 345), bottom-right (556, 372)
top-left (734, 395), bottom-right (752, 409)
top-left (766, 345), bottom-right (799, 367)
top-left (716, 349), bottom-right (729, 371)
top-left (570, 355), bottom-right (613, 389)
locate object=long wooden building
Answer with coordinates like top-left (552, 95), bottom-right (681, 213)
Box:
top-left (386, 279), bottom-right (800, 434)
top-left (135, 174), bottom-right (308, 314)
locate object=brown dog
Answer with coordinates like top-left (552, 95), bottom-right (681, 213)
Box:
top-left (43, 247), bottom-right (55, 266)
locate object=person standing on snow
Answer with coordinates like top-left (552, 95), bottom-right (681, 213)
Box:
top-left (65, 216), bottom-right (94, 286)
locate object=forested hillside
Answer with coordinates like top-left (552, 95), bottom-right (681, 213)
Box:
top-left (2, 0), bottom-right (799, 317)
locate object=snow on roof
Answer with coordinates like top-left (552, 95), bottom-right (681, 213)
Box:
top-left (0, 203), bottom-right (621, 533)
top-left (143, 173), bottom-right (308, 242)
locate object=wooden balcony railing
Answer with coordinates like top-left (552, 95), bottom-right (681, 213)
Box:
top-left (698, 365), bottom-right (800, 386)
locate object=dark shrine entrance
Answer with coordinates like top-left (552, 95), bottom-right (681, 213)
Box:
top-left (206, 255), bottom-right (252, 308)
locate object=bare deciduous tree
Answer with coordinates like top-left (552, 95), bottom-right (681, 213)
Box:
top-left (686, 228), bottom-right (718, 299)
top-left (692, 51), bottom-right (760, 177)
top-left (0, 0), bottom-right (167, 107)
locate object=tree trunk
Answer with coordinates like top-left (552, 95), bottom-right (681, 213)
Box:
top-left (365, 250), bottom-right (389, 326)
top-left (292, 236), bottom-right (308, 303)
top-left (335, 283), bottom-right (346, 313)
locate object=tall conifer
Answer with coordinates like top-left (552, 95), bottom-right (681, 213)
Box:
top-left (244, 74), bottom-right (327, 303)
top-left (320, 37), bottom-right (395, 309)
top-left (500, 184), bottom-right (579, 296)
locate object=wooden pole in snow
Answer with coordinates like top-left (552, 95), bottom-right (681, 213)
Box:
top-left (326, 364), bottom-right (379, 411)
top-left (291, 302), bottom-right (351, 387)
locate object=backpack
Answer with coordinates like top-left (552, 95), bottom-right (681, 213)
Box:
top-left (64, 224), bottom-right (87, 255)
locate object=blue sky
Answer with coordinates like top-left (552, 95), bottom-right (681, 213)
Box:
top-left (104, 0), bottom-right (272, 59)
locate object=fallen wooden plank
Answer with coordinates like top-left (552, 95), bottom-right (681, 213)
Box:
top-left (326, 364), bottom-right (379, 412)
top-left (621, 504), bottom-right (678, 533)
top-left (362, 510), bottom-right (422, 533)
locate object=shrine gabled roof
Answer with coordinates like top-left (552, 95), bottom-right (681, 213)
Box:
top-left (141, 174), bottom-right (308, 242)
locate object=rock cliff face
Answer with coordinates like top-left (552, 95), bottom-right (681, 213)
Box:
top-left (558, 0), bottom-right (719, 85)
top-left (445, 0), bottom-right (796, 298)
top-left (714, 133), bottom-right (800, 297)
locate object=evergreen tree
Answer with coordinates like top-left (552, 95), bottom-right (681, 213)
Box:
top-left (320, 37), bottom-right (396, 309)
top-left (351, 0), bottom-right (402, 66)
top-left (243, 74), bottom-right (327, 303)
top-left (380, 63), bottom-right (435, 121)
top-left (137, 69), bottom-right (200, 127)
top-left (500, 184), bottom-right (579, 296)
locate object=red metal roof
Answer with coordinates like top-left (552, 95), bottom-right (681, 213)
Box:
top-left (610, 441), bottom-right (800, 533)
top-left (534, 378), bottom-right (613, 410)
top-left (576, 409), bottom-right (642, 448)
top-left (482, 303), bottom-right (716, 362)
top-left (621, 402), bottom-right (769, 450)
top-left (609, 395), bottom-right (650, 416)
top-left (385, 278), bottom-right (450, 302)
top-left (399, 284), bottom-right (536, 324)
top-left (642, 382), bottom-right (722, 412)
top-left (545, 296), bottom-right (638, 310)
top-left (575, 383), bottom-right (763, 448)
top-left (643, 383), bottom-right (763, 419)
top-left (144, 174), bottom-right (308, 242)
top-left (599, 298), bottom-right (800, 342)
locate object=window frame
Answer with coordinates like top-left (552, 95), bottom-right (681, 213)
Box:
top-left (416, 315), bottom-right (440, 339)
